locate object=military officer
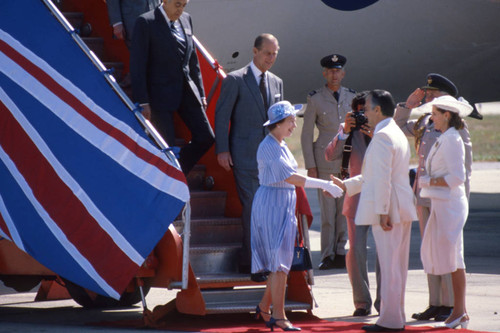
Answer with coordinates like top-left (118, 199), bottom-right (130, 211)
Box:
top-left (301, 54), bottom-right (356, 270)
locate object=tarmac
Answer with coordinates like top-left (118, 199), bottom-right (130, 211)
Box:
top-left (1, 162), bottom-right (500, 332)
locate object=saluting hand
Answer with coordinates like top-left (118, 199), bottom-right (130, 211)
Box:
top-left (405, 88), bottom-right (425, 109)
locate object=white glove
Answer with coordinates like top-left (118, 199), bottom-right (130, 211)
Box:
top-left (304, 177), bottom-right (344, 198)
top-left (419, 175), bottom-right (431, 188)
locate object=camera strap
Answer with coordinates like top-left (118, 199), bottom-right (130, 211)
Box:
top-left (341, 132), bottom-right (354, 180)
top-left (341, 131), bottom-right (371, 180)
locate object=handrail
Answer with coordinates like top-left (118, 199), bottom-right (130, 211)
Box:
top-left (41, 0), bottom-right (191, 290)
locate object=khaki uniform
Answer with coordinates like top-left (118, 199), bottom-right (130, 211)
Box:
top-left (301, 85), bottom-right (355, 261)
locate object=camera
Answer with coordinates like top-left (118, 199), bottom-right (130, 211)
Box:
top-left (351, 110), bottom-right (368, 130)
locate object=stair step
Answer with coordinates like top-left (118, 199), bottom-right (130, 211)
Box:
top-left (201, 288), bottom-right (311, 314)
top-left (174, 217), bottom-right (242, 245)
top-left (63, 12), bottom-right (83, 30)
top-left (189, 191), bottom-right (226, 218)
top-left (82, 37), bottom-right (104, 59)
top-left (189, 244), bottom-right (240, 275)
top-left (186, 164), bottom-right (206, 190)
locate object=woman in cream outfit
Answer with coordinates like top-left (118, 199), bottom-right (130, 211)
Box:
top-left (418, 95), bottom-right (473, 329)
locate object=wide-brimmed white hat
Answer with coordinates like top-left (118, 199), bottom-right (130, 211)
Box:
top-left (263, 101), bottom-right (302, 126)
top-left (415, 95), bottom-right (473, 118)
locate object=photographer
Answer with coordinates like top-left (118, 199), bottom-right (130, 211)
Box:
top-left (324, 91), bottom-right (381, 317)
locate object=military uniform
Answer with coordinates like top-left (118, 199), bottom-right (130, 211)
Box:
top-left (301, 84), bottom-right (355, 265)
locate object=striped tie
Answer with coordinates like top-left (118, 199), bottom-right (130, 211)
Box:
top-left (170, 22), bottom-right (186, 58)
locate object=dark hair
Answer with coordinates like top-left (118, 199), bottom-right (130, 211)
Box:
top-left (267, 117), bottom-right (286, 131)
top-left (351, 91), bottom-right (368, 111)
top-left (254, 33), bottom-right (277, 50)
top-left (436, 107), bottom-right (465, 130)
top-left (368, 89), bottom-right (395, 117)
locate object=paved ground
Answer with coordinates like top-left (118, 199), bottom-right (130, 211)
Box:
top-left (1, 162), bottom-right (499, 332)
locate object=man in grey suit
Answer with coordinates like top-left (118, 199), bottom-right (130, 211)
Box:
top-left (301, 54), bottom-right (355, 270)
top-left (215, 33), bottom-right (283, 275)
top-left (106, 0), bottom-right (160, 48)
top-left (130, 0), bottom-right (214, 175)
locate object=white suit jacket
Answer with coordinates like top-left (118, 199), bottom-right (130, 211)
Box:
top-left (344, 118), bottom-right (417, 226)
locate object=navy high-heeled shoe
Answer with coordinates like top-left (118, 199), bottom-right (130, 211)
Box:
top-left (255, 305), bottom-right (272, 324)
top-left (266, 317), bottom-right (301, 331)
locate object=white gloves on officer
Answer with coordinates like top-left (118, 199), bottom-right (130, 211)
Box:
top-left (418, 175), bottom-right (431, 188)
top-left (304, 177), bottom-right (344, 198)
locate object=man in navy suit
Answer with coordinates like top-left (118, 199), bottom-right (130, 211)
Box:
top-left (215, 34), bottom-right (283, 275)
top-left (130, 0), bottom-right (214, 175)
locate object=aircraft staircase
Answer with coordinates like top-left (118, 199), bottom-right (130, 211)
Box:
top-left (53, 0), bottom-right (313, 318)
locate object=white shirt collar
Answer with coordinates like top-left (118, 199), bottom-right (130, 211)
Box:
top-left (250, 61), bottom-right (265, 85)
top-left (374, 117), bottom-right (392, 134)
top-left (159, 5), bottom-right (176, 28)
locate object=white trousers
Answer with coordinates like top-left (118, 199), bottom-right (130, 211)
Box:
top-left (372, 221), bottom-right (412, 329)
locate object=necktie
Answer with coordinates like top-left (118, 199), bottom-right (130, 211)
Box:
top-left (170, 22), bottom-right (186, 58)
top-left (260, 73), bottom-right (268, 110)
top-left (333, 91), bottom-right (339, 102)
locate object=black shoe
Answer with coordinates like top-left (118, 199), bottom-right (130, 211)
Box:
top-left (434, 306), bottom-right (453, 322)
top-left (353, 308), bottom-right (372, 316)
top-left (332, 254), bottom-right (346, 268)
top-left (318, 257), bottom-right (335, 270)
top-left (411, 305), bottom-right (440, 320)
top-left (362, 324), bottom-right (404, 332)
top-left (250, 272), bottom-right (268, 283)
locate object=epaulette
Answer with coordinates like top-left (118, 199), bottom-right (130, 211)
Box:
top-left (308, 90), bottom-right (318, 97)
top-left (347, 88), bottom-right (356, 94)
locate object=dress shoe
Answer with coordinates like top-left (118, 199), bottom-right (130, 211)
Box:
top-left (435, 313), bottom-right (469, 329)
top-left (353, 308), bottom-right (372, 316)
top-left (250, 272), bottom-right (268, 282)
top-left (411, 305), bottom-right (440, 320)
top-left (266, 317), bottom-right (301, 331)
top-left (332, 254), bottom-right (346, 268)
top-left (362, 324), bottom-right (404, 332)
top-left (434, 306), bottom-right (453, 322)
top-left (318, 257), bottom-right (335, 270)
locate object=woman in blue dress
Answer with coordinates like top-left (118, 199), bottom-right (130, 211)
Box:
top-left (252, 101), bottom-right (343, 331)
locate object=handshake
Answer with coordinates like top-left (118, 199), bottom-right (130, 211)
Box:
top-left (304, 177), bottom-right (344, 198)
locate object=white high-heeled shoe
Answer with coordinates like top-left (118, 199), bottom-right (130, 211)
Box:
top-left (435, 313), bottom-right (469, 329)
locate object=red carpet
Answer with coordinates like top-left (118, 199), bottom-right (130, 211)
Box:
top-left (94, 311), bottom-right (490, 333)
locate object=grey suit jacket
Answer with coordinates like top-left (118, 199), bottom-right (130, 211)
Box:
top-left (215, 64), bottom-right (283, 170)
top-left (130, 8), bottom-right (205, 111)
top-left (106, 0), bottom-right (160, 41)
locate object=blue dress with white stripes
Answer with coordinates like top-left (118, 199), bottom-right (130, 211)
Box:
top-left (251, 134), bottom-right (298, 274)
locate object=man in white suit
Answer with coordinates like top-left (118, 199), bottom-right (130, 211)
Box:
top-left (333, 90), bottom-right (417, 332)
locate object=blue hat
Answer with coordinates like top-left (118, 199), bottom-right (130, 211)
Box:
top-left (263, 101), bottom-right (302, 126)
top-left (421, 73), bottom-right (458, 97)
top-left (320, 54), bottom-right (347, 69)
